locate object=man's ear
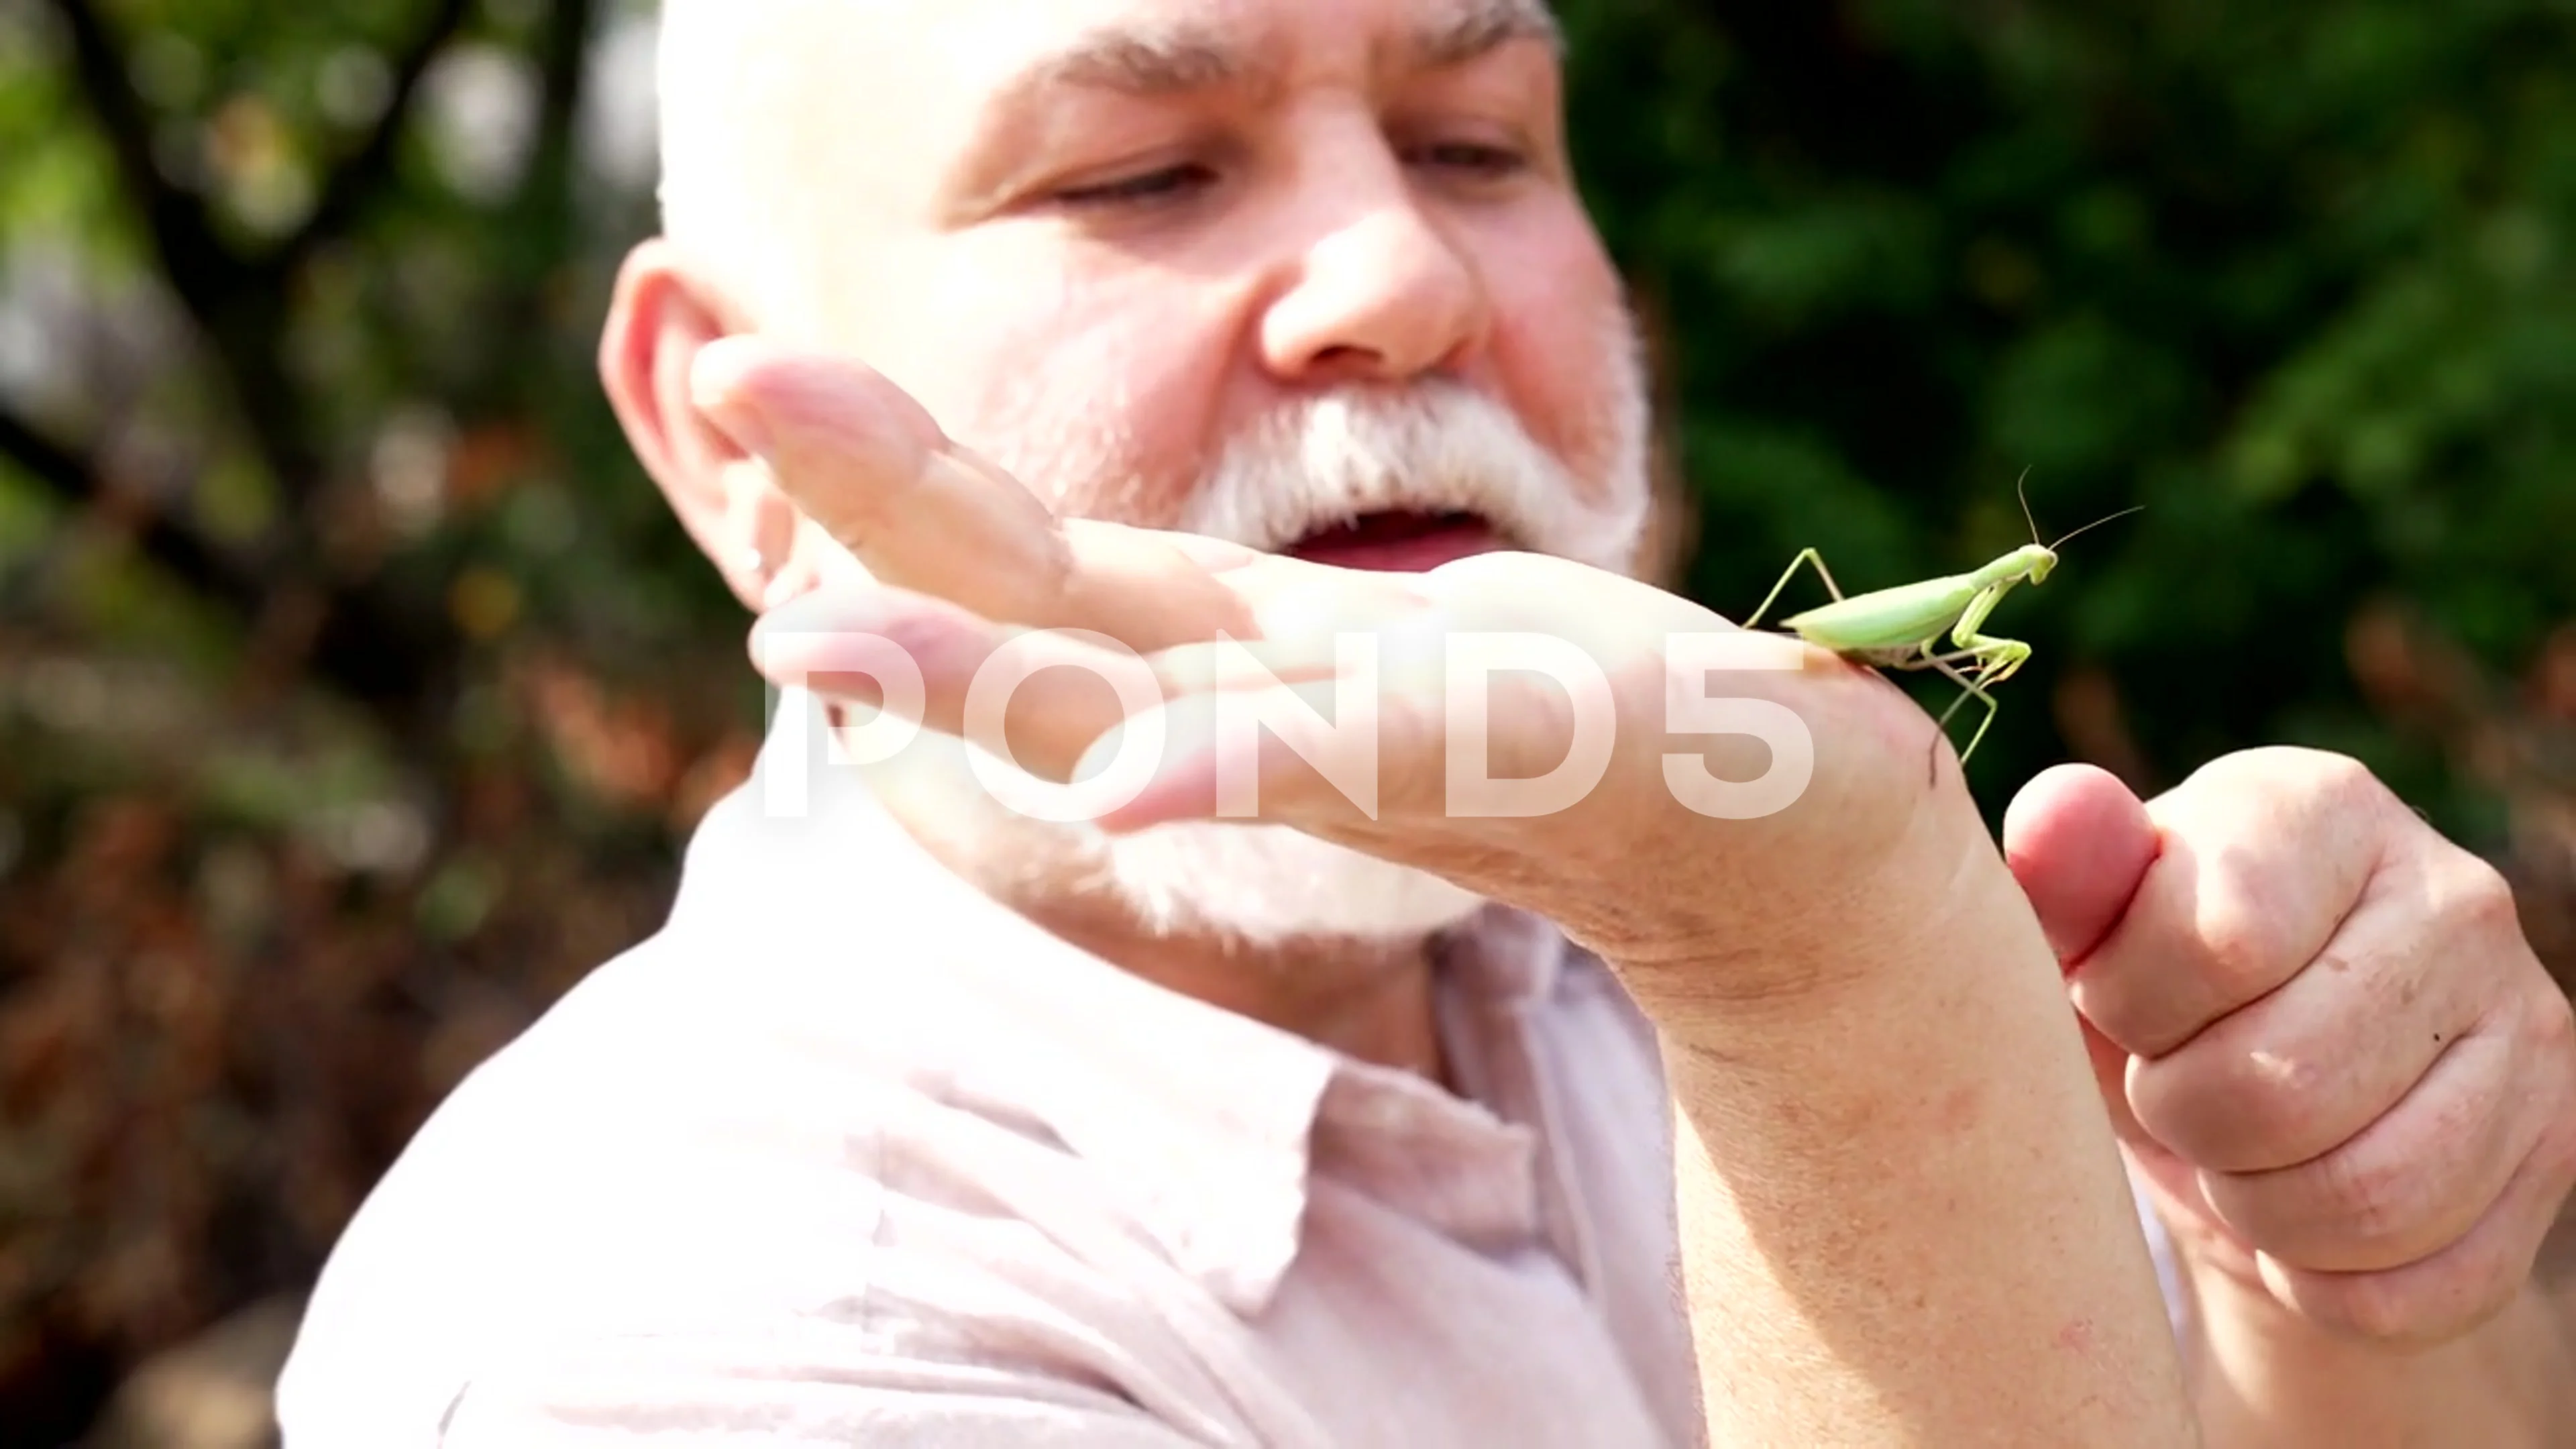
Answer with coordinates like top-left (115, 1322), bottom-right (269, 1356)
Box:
top-left (599, 240), bottom-right (800, 611)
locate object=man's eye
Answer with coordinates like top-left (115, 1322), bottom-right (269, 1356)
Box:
top-left (1410, 142), bottom-right (1529, 178)
top-left (1055, 165), bottom-right (1215, 208)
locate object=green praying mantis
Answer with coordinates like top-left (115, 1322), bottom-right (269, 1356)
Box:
top-left (1738, 480), bottom-right (2143, 780)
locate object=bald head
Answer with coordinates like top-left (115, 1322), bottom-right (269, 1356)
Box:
top-left (651, 0), bottom-right (885, 323)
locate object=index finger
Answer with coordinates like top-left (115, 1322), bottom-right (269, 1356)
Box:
top-left (690, 337), bottom-right (1263, 653)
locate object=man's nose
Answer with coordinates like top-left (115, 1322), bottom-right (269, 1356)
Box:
top-left (1257, 158), bottom-right (1491, 386)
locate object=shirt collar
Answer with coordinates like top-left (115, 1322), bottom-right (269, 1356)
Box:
top-left (669, 692), bottom-right (1562, 1316)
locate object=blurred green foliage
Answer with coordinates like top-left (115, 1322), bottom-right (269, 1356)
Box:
top-left (1, 0), bottom-right (2574, 1438)
top-left (1561, 0), bottom-right (2576, 832)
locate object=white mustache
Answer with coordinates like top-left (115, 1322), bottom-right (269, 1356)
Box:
top-left (1176, 380), bottom-right (1648, 574)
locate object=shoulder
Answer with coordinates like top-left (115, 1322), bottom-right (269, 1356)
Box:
top-left (273, 894), bottom-right (1269, 1448)
top-left (277, 765), bottom-right (1308, 1445)
top-left (270, 919), bottom-right (957, 1445)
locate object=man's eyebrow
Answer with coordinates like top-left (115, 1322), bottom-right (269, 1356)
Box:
top-left (994, 1), bottom-right (1562, 105)
top-left (1409, 0), bottom-right (1565, 70)
top-left (1008, 23), bottom-right (1275, 102)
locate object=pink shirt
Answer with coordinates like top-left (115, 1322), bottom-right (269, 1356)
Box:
top-left (276, 704), bottom-right (1710, 1446)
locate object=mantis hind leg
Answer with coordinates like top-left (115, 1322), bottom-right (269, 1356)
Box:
top-left (1931, 661), bottom-right (2002, 774)
top-left (1739, 548), bottom-right (1850, 631)
top-left (1911, 657), bottom-right (2000, 784)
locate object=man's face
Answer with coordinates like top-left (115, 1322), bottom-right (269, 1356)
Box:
top-left (659, 0), bottom-right (1655, 945)
top-left (706, 0), bottom-right (1649, 570)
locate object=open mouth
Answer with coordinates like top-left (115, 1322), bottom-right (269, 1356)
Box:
top-left (1279, 510), bottom-right (1511, 573)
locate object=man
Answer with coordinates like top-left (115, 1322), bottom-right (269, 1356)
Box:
top-left (276, 0), bottom-right (2576, 1443)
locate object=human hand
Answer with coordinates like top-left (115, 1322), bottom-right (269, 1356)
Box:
top-left (691, 337), bottom-right (1992, 1009)
top-left (2005, 749), bottom-right (2576, 1345)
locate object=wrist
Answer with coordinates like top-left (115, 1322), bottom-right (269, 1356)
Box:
top-left (1642, 799), bottom-right (2198, 1445)
top-left (1599, 778), bottom-right (2012, 1038)
top-left (2185, 1265), bottom-right (2573, 1447)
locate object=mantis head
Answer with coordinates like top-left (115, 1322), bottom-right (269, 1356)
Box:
top-left (2010, 472), bottom-right (2143, 586)
top-left (2023, 496), bottom-right (2145, 586)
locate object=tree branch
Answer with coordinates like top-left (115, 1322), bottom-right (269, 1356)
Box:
top-left (264, 0), bottom-right (479, 284)
top-left (0, 405), bottom-right (454, 734)
top-left (41, 0), bottom-right (322, 523)
top-left (38, 0), bottom-right (250, 341)
top-left (30, 0), bottom-right (502, 747)
top-left (530, 0), bottom-right (598, 193)
top-left (0, 405), bottom-right (265, 617)
top-left (486, 0), bottom-right (596, 323)
top-left (0, 405), bottom-right (90, 507)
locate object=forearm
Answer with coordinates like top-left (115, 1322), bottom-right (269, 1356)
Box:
top-left (1638, 809), bottom-right (2199, 1446)
top-left (2185, 1270), bottom-right (2576, 1447)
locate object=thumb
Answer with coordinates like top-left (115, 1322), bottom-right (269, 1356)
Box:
top-left (2005, 764), bottom-right (2165, 1154)
top-left (2000, 763), bottom-right (2160, 969)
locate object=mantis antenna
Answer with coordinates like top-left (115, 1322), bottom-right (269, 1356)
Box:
top-left (2047, 504), bottom-right (2148, 554)
top-left (2012, 466), bottom-right (2143, 555)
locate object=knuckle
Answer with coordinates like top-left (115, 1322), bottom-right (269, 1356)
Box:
top-left (2193, 747), bottom-right (2392, 844)
top-left (2304, 747), bottom-right (2385, 807)
top-left (2530, 985), bottom-right (2576, 1068)
top-left (2136, 1040), bottom-right (2318, 1165)
top-left (2534, 1036), bottom-right (2576, 1166)
top-left (2306, 1147), bottom-right (2422, 1253)
top-left (2449, 857), bottom-right (2526, 942)
top-left (2192, 745), bottom-right (2371, 800)
top-left (877, 611), bottom-right (977, 672)
top-left (2240, 1057), bottom-right (2332, 1157)
top-left (2277, 745), bottom-right (2374, 803)
top-left (2194, 900), bottom-right (2293, 1002)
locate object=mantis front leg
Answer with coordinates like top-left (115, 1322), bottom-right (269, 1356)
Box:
top-left (1893, 578), bottom-right (2036, 775)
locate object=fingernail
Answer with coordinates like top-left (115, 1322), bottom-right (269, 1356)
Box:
top-left (691, 338), bottom-right (776, 456)
top-left (1161, 532), bottom-right (1266, 572)
top-left (761, 568), bottom-right (814, 612)
top-left (750, 614), bottom-right (869, 678)
top-left (752, 586), bottom-right (867, 643)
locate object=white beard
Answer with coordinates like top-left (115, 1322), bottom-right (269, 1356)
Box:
top-left (1035, 315), bottom-right (1658, 951)
top-left (847, 722), bottom-right (1491, 946)
top-left (994, 749), bottom-right (1494, 946)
